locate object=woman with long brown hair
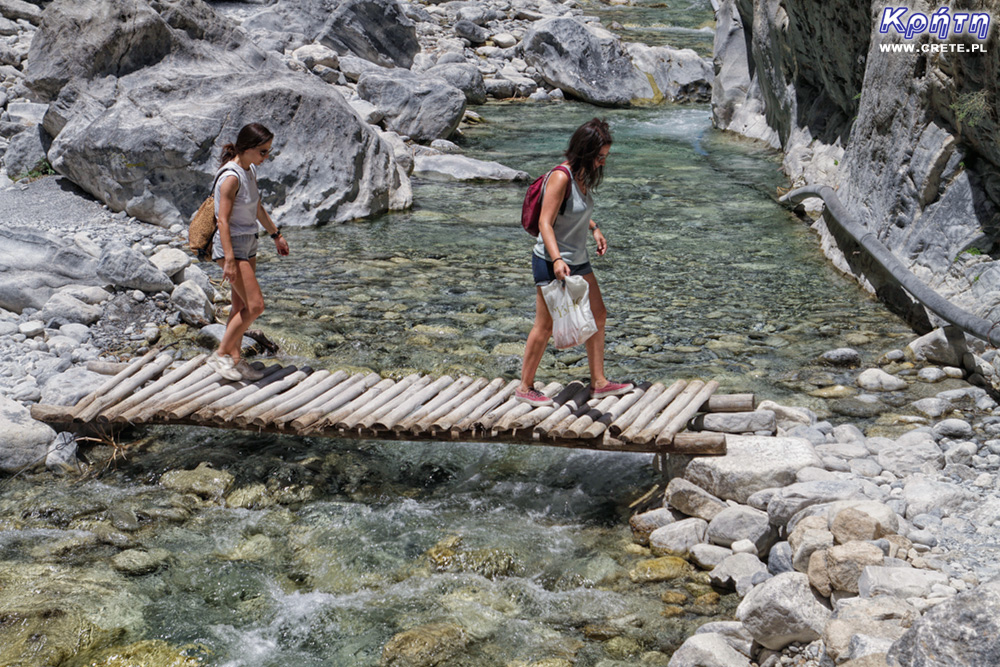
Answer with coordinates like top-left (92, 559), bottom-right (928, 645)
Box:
top-left (515, 118), bottom-right (633, 406)
top-left (206, 122), bottom-right (290, 382)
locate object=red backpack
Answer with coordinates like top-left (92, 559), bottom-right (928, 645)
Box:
top-left (521, 164), bottom-right (572, 236)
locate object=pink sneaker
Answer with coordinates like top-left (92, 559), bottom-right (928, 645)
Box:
top-left (515, 387), bottom-right (554, 407)
top-left (591, 381), bottom-right (634, 399)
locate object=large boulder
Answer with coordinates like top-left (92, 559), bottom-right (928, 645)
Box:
top-left (25, 0), bottom-right (408, 228)
top-left (425, 62), bottom-right (487, 105)
top-left (97, 245), bottom-right (174, 293)
top-left (0, 395), bottom-right (56, 473)
top-left (0, 227), bottom-right (101, 312)
top-left (412, 154), bottom-right (528, 182)
top-left (736, 572), bottom-right (831, 651)
top-left (667, 435), bottom-right (823, 504)
top-left (356, 69), bottom-right (466, 143)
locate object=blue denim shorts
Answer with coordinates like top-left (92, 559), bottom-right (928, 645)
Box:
top-left (212, 231), bottom-right (259, 261)
top-left (532, 253), bottom-right (593, 286)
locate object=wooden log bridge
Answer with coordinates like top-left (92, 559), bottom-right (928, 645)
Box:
top-left (30, 349), bottom-right (756, 455)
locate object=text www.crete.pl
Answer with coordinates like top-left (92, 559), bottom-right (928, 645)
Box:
top-left (879, 42), bottom-right (987, 54)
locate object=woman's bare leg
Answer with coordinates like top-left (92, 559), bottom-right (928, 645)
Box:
top-left (519, 287), bottom-right (552, 392)
top-left (582, 272), bottom-right (609, 389)
top-left (216, 257), bottom-right (264, 363)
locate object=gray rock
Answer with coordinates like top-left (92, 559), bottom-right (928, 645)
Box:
top-left (170, 280), bottom-right (214, 325)
top-left (484, 77), bottom-right (516, 99)
top-left (27, 0), bottom-right (406, 227)
top-left (0, 227), bottom-right (101, 312)
top-left (356, 68), bottom-right (466, 143)
top-left (45, 431), bottom-right (78, 473)
top-left (707, 505), bottom-right (774, 555)
top-left (912, 397), bottom-right (949, 418)
top-left (0, 0), bottom-right (42, 24)
top-left (668, 435), bottom-right (823, 505)
top-left (858, 566), bottom-right (948, 599)
top-left (453, 19), bottom-right (489, 45)
top-left (59, 322), bottom-right (91, 343)
top-left (768, 542), bottom-right (794, 575)
top-left (316, 0), bottom-right (419, 68)
top-left (907, 329), bottom-right (965, 367)
top-left (690, 543), bottom-right (733, 570)
top-left (821, 347), bottom-right (862, 366)
top-left (767, 480), bottom-right (870, 527)
top-left (856, 368), bottom-right (908, 392)
top-left (649, 517), bottom-right (708, 558)
top-left (888, 579), bottom-right (1000, 667)
top-left (710, 552), bottom-right (768, 595)
top-left (425, 62), bottom-right (487, 104)
top-left (148, 246), bottom-right (191, 279)
top-left (666, 477), bottom-right (728, 522)
top-left (0, 394), bottom-right (56, 473)
top-left (111, 547), bottom-right (171, 575)
top-left (291, 43), bottom-right (339, 71)
top-left (2, 123), bottom-right (50, 178)
top-left (629, 507), bottom-right (676, 546)
top-left (412, 154), bottom-right (528, 182)
top-left (932, 418), bottom-right (973, 439)
top-left (902, 476), bottom-right (973, 520)
top-left (736, 572), bottom-right (831, 651)
top-left (693, 410), bottom-right (775, 434)
top-left (97, 245), bottom-right (174, 293)
top-left (667, 632), bottom-right (753, 667)
top-left (38, 291), bottom-right (101, 325)
top-left (40, 365), bottom-right (104, 406)
top-left (877, 431), bottom-right (945, 476)
top-left (159, 461), bottom-right (234, 499)
top-left (624, 42), bottom-right (713, 103)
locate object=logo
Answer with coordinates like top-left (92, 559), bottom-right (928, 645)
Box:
top-left (879, 7), bottom-right (992, 40)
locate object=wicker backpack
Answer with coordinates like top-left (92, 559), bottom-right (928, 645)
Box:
top-left (188, 166), bottom-right (240, 261)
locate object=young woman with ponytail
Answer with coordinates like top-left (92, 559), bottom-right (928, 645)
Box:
top-left (206, 122), bottom-right (290, 382)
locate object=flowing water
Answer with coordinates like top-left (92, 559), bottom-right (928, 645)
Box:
top-left (1, 7), bottom-right (922, 664)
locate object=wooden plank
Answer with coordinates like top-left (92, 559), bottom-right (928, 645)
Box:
top-left (429, 378), bottom-right (506, 436)
top-left (212, 368), bottom-right (313, 424)
top-left (76, 352), bottom-right (175, 423)
top-left (352, 375), bottom-right (433, 432)
top-left (393, 376), bottom-right (474, 432)
top-left (71, 348), bottom-right (160, 417)
top-left (252, 370), bottom-right (350, 427)
top-left (510, 381), bottom-right (586, 431)
top-left (410, 378), bottom-right (489, 435)
top-left (337, 374), bottom-right (423, 430)
top-left (306, 377), bottom-right (397, 433)
top-left (234, 369), bottom-right (335, 427)
top-left (619, 380), bottom-right (689, 442)
top-left (190, 365), bottom-right (302, 421)
top-left (370, 375), bottom-right (454, 432)
top-left (578, 388), bottom-right (647, 439)
top-left (607, 383), bottom-right (667, 437)
top-left (553, 394), bottom-right (618, 438)
top-left (532, 383), bottom-right (593, 436)
top-left (85, 360), bottom-right (131, 376)
top-left (121, 364), bottom-right (221, 422)
top-left (670, 432), bottom-right (727, 455)
top-left (101, 354), bottom-right (208, 422)
top-left (288, 373), bottom-right (382, 433)
top-left (451, 379), bottom-right (519, 435)
top-left (654, 380), bottom-right (720, 446)
top-left (492, 382), bottom-right (564, 433)
top-left (628, 380), bottom-right (705, 445)
top-left (703, 393), bottom-right (754, 413)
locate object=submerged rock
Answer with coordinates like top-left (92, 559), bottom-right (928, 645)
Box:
top-left (0, 394), bottom-right (56, 473)
top-left (159, 462), bottom-right (234, 500)
top-left (381, 623), bottom-right (468, 667)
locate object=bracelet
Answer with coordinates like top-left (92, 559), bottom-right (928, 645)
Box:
top-left (270, 230), bottom-right (282, 239)
top-left (552, 257), bottom-right (565, 264)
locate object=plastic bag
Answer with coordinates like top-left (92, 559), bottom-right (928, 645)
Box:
top-left (541, 275), bottom-right (598, 349)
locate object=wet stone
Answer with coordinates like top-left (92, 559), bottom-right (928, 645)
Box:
top-left (112, 548), bottom-right (171, 575)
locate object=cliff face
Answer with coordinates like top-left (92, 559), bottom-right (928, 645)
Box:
top-left (713, 0), bottom-right (1000, 330)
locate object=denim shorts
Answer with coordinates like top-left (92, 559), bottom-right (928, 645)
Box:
top-left (212, 231), bottom-right (258, 261)
top-left (532, 253), bottom-right (593, 286)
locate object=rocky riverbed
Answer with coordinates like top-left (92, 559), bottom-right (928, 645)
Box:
top-left (3, 0), bottom-right (1000, 666)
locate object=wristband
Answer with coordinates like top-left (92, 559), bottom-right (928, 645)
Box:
top-left (553, 257), bottom-right (565, 264)
top-left (270, 230), bottom-right (282, 239)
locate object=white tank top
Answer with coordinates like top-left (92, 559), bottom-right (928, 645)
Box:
top-left (213, 161), bottom-right (260, 236)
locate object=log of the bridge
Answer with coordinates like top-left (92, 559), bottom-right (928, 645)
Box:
top-left (509, 381), bottom-right (584, 431)
top-left (655, 380), bottom-right (720, 446)
top-left (532, 384), bottom-right (593, 435)
top-left (670, 432), bottom-right (727, 455)
top-left (123, 365), bottom-right (221, 422)
top-left (337, 374), bottom-right (423, 431)
top-left (235, 369), bottom-right (335, 427)
top-left (628, 380), bottom-right (706, 445)
top-left (369, 375), bottom-right (454, 432)
top-left (429, 378), bottom-right (506, 436)
top-left (393, 376), bottom-right (474, 432)
top-left (358, 374), bottom-right (437, 432)
top-left (547, 396), bottom-right (602, 437)
top-left (313, 377), bottom-right (397, 432)
top-left (214, 368), bottom-right (312, 424)
top-left (157, 363), bottom-right (286, 422)
top-left (607, 382), bottom-right (667, 437)
top-left (350, 375), bottom-right (431, 432)
top-left (578, 388), bottom-right (648, 440)
top-left (30, 403), bottom-right (75, 423)
top-left (491, 381), bottom-right (563, 433)
top-left (86, 360), bottom-right (131, 376)
top-left (411, 378), bottom-right (489, 435)
top-left (252, 370), bottom-right (350, 427)
top-left (289, 373), bottom-right (381, 431)
top-left (618, 381), bottom-right (688, 441)
top-left (271, 372), bottom-right (359, 426)
top-left (451, 379), bottom-right (519, 435)
top-left (75, 352), bottom-right (175, 423)
top-left (553, 394), bottom-right (618, 439)
top-left (102, 354), bottom-right (208, 422)
top-left (70, 348), bottom-right (161, 419)
top-left (190, 365), bottom-right (300, 422)
top-left (702, 393), bottom-right (755, 413)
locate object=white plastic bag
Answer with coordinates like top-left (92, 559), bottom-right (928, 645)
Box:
top-left (541, 275), bottom-right (598, 349)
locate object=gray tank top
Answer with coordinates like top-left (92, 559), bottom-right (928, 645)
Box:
top-left (213, 161), bottom-right (260, 236)
top-left (532, 165), bottom-right (594, 266)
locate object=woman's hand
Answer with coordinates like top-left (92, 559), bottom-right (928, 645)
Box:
top-left (223, 257), bottom-right (238, 284)
top-left (275, 235), bottom-right (290, 256)
top-left (554, 258), bottom-right (571, 280)
top-left (593, 227), bottom-right (607, 256)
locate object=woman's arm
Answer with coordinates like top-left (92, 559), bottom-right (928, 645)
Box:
top-left (257, 201), bottom-right (289, 256)
top-left (590, 220), bottom-right (607, 256)
top-left (538, 169), bottom-right (571, 279)
top-left (216, 175), bottom-right (239, 283)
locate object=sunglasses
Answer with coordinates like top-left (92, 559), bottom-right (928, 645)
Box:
top-left (258, 148), bottom-right (271, 157)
